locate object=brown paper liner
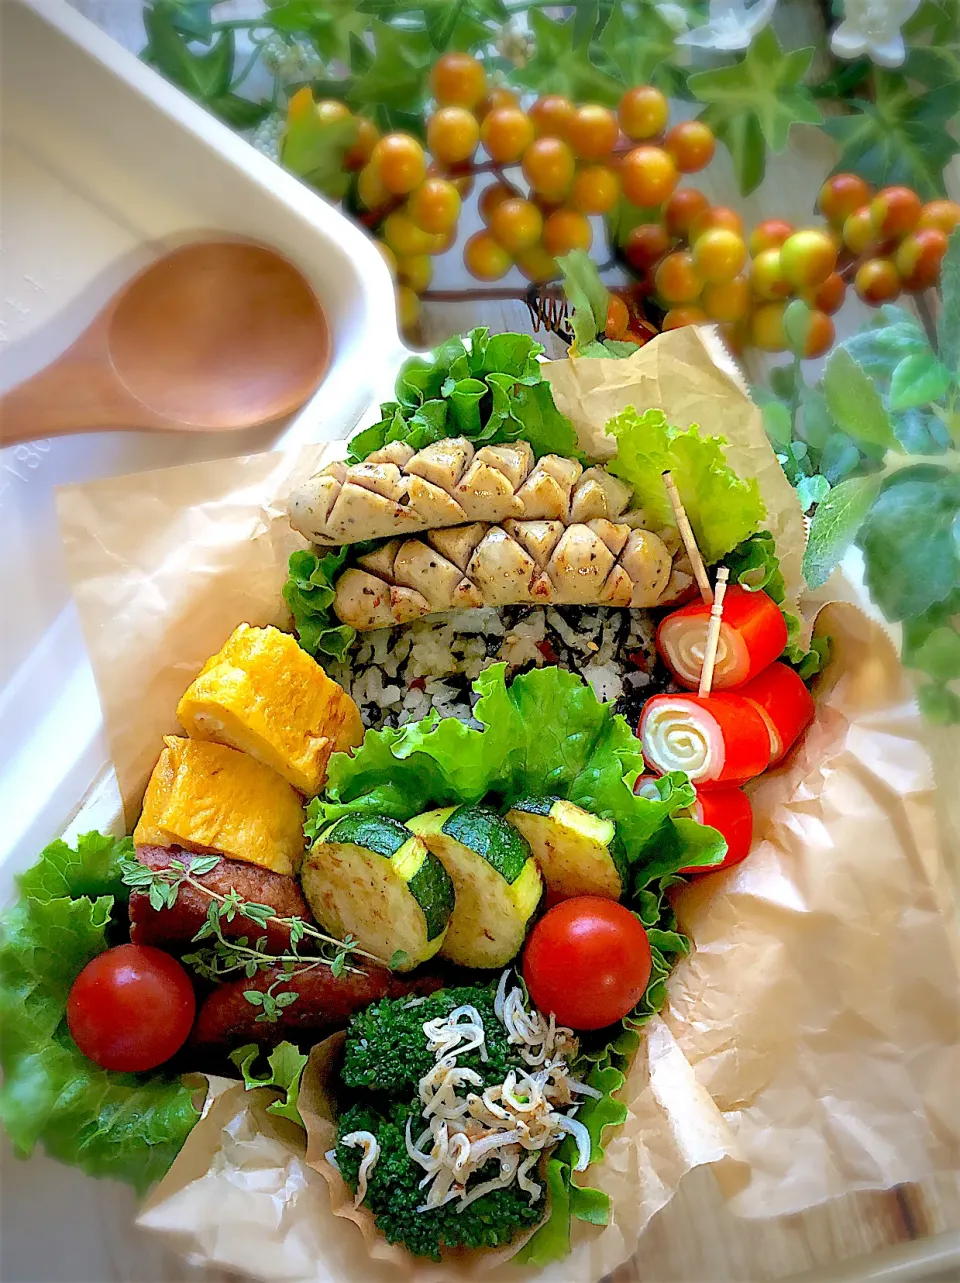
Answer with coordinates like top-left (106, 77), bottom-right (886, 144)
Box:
top-left (48, 328), bottom-right (958, 1281)
top-left (132, 602), bottom-right (959, 1281)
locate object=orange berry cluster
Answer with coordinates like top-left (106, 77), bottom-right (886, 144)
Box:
top-left (820, 175), bottom-right (958, 304)
top-left (347, 52), bottom-right (721, 334)
top-left (623, 172), bottom-right (958, 357)
top-left (293, 56), bottom-right (959, 350)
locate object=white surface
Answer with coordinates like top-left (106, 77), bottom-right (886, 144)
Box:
top-left (0, 0), bottom-right (407, 884)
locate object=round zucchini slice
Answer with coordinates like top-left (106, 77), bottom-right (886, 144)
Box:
top-left (407, 805), bottom-right (542, 968)
top-left (506, 796), bottom-right (625, 900)
top-left (303, 814), bottom-right (454, 970)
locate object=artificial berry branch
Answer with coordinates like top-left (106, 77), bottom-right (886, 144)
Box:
top-left (276, 52), bottom-right (956, 354)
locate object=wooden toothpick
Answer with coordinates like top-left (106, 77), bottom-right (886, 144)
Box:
top-left (662, 471), bottom-right (712, 603)
top-left (698, 567), bottom-right (729, 697)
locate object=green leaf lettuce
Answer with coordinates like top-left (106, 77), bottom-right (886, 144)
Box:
top-left (346, 328), bottom-right (582, 464)
top-left (282, 546), bottom-right (356, 663)
top-left (0, 833), bottom-right (199, 1192)
top-left (229, 1041), bottom-right (309, 1127)
top-left (605, 407), bottom-right (765, 563)
top-left (307, 663), bottom-right (723, 881)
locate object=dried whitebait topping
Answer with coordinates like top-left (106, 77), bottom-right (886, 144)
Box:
top-left (340, 1130), bottom-right (381, 1207)
top-left (411, 971), bottom-right (593, 1214)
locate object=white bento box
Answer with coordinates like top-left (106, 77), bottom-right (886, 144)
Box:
top-left (0, 0), bottom-right (408, 879)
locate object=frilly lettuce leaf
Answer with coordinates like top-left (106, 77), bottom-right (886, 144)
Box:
top-left (346, 327), bottom-right (583, 463)
top-left (229, 1041), bottom-right (309, 1128)
top-left (307, 664), bottom-right (719, 883)
top-left (0, 834), bottom-right (199, 1192)
top-left (606, 407), bottom-right (765, 563)
top-left (516, 1061), bottom-right (630, 1264)
top-left (282, 547), bottom-right (356, 662)
top-left (15, 830), bottom-right (133, 904)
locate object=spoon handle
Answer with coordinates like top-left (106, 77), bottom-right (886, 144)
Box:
top-left (0, 352), bottom-right (151, 445)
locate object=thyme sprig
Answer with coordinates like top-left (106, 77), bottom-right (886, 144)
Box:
top-left (120, 854), bottom-right (380, 1023)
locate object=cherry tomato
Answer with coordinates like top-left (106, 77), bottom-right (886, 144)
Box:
top-left (66, 944), bottom-right (195, 1072)
top-left (522, 897), bottom-right (652, 1030)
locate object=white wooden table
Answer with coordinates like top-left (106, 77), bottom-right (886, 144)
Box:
top-left (2, 4), bottom-right (959, 1282)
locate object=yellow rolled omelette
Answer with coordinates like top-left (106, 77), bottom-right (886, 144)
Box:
top-left (177, 623), bottom-right (363, 796)
top-left (134, 736), bottom-right (305, 876)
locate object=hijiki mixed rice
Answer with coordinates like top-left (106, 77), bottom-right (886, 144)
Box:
top-left (327, 605), bottom-right (678, 733)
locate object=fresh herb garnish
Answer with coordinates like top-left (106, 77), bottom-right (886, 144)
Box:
top-left (120, 854), bottom-right (377, 1022)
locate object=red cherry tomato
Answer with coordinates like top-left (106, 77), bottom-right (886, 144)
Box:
top-left (66, 944), bottom-right (195, 1072)
top-left (522, 897), bottom-right (652, 1030)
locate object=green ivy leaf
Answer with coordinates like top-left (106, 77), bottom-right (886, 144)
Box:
top-left (558, 249), bottom-right (610, 348)
top-left (888, 352), bottom-right (954, 412)
top-left (823, 348), bottom-right (899, 451)
top-left (700, 108), bottom-right (766, 196)
top-left (821, 73), bottom-right (960, 200)
top-left (281, 102), bottom-right (357, 199)
top-left (904, 38), bottom-right (960, 91)
top-left (687, 29), bottom-right (822, 195)
top-left (347, 20), bottom-right (435, 114)
top-left (513, 11), bottom-right (624, 105)
top-left (144, 7), bottom-right (234, 101)
top-left (938, 229), bottom-right (960, 374)
top-left (266, 0), bottom-right (367, 61)
top-left (904, 0), bottom-right (959, 45)
top-left (210, 94), bottom-right (271, 128)
top-left (802, 474), bottom-right (882, 589)
top-left (596, 1), bottom-right (689, 97)
top-left (573, 0), bottom-right (601, 49)
top-left (152, 0), bottom-right (215, 42)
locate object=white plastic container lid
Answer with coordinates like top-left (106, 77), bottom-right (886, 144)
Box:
top-left (0, 0), bottom-right (408, 880)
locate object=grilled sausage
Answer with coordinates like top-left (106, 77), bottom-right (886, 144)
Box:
top-left (129, 845), bottom-right (310, 954)
top-left (287, 440), bottom-right (645, 546)
top-left (191, 961), bottom-right (446, 1048)
top-left (333, 520), bottom-right (682, 629)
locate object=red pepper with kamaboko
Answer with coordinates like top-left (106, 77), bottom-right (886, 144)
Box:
top-left (656, 585), bottom-right (787, 691)
top-left (639, 691), bottom-right (771, 788)
top-left (635, 775), bottom-right (754, 873)
top-left (739, 661), bottom-right (816, 766)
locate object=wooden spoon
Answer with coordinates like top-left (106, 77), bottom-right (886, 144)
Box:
top-left (0, 240), bottom-right (330, 445)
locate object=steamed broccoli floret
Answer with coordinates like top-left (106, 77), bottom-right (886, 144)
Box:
top-left (341, 986), bottom-right (516, 1094)
top-left (336, 1102), bottom-right (544, 1262)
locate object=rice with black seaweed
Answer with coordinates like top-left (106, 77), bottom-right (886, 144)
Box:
top-left (327, 606), bottom-right (676, 733)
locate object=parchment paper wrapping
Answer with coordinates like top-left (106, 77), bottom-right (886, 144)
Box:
top-left (55, 328), bottom-right (960, 1283)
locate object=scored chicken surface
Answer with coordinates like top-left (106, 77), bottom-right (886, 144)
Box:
top-left (333, 519), bottom-right (692, 630)
top-left (287, 439), bottom-right (649, 546)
